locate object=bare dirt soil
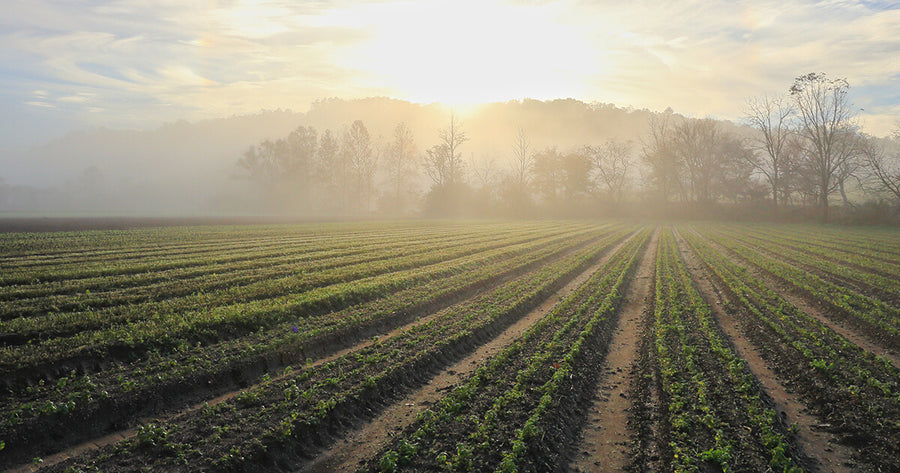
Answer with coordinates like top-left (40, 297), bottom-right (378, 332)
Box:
top-left (569, 229), bottom-right (658, 473)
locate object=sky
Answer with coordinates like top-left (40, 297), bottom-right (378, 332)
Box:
top-left (1, 0), bottom-right (898, 151)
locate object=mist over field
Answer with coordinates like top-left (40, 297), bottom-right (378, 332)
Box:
top-left (2, 94), bottom-right (898, 223)
top-left (0, 98), bottom-right (663, 216)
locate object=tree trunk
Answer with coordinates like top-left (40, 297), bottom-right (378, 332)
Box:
top-left (839, 179), bottom-right (851, 207)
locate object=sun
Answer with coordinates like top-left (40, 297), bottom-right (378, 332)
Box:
top-left (329, 0), bottom-right (603, 107)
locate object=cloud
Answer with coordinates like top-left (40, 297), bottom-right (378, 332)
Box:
top-left (0, 0), bottom-right (897, 148)
top-left (563, 0), bottom-right (899, 129)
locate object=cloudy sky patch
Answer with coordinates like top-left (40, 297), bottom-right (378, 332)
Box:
top-left (1, 0), bottom-right (897, 149)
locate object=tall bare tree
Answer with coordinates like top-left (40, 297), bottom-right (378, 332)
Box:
top-left (590, 139), bottom-right (632, 204)
top-left (511, 127), bottom-right (533, 186)
top-left (470, 152), bottom-right (500, 190)
top-left (861, 130), bottom-right (900, 206)
top-left (342, 120), bottom-right (377, 212)
top-left (316, 129), bottom-right (342, 212)
top-left (532, 147), bottom-right (564, 204)
top-left (383, 122), bottom-right (418, 214)
top-left (283, 126), bottom-right (317, 205)
top-left (641, 112), bottom-right (682, 203)
top-left (744, 94), bottom-right (793, 207)
top-left (424, 112), bottom-right (468, 187)
top-left (672, 118), bottom-right (722, 204)
top-left (789, 72), bottom-right (857, 221)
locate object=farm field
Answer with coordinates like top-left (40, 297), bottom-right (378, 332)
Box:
top-left (0, 220), bottom-right (898, 473)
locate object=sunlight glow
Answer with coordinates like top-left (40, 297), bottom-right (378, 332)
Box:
top-left (217, 0), bottom-right (292, 39)
top-left (324, 0), bottom-right (608, 107)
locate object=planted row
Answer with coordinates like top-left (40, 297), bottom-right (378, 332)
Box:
top-left (0, 225), bottom-right (603, 378)
top-left (367, 227), bottom-right (649, 472)
top-left (641, 229), bottom-right (800, 472)
top-left (0, 224), bottom-right (629, 469)
top-left (39, 224), bottom-right (629, 472)
top-left (0, 225), bottom-right (552, 335)
top-left (713, 225), bottom-right (900, 305)
top-left (682, 226), bottom-right (900, 472)
top-left (699, 226), bottom-right (900, 351)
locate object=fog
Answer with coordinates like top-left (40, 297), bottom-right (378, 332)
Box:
top-left (0, 98), bottom-right (661, 216)
top-left (1, 96), bottom-right (895, 223)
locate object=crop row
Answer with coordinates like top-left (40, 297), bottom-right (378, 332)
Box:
top-left (681, 226), bottom-right (900, 472)
top-left (0, 223), bottom-right (413, 277)
top-left (0, 224), bottom-right (556, 336)
top-left (736, 225), bottom-right (900, 274)
top-left (36, 224), bottom-right (633, 472)
top-left (0, 223), bottom-right (544, 292)
top-left (0, 224), bottom-right (605, 380)
top-left (640, 229), bottom-right (801, 472)
top-left (712, 225), bottom-right (900, 305)
top-left (365, 226), bottom-right (650, 472)
top-left (0, 226), bottom-right (483, 303)
top-left (0, 223), bottom-right (630, 469)
top-left (734, 223), bottom-right (900, 264)
top-left (0, 223), bottom-right (555, 304)
top-left (0, 221), bottom-right (447, 261)
top-left (697, 226), bottom-right (900, 351)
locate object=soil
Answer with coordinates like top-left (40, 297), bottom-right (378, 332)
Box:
top-left (569, 229), bottom-right (658, 473)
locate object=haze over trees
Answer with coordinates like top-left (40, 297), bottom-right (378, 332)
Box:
top-left (1, 79), bottom-right (898, 222)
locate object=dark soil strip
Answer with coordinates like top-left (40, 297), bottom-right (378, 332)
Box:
top-left (568, 229), bottom-right (658, 473)
top-left (673, 229), bottom-right (855, 473)
top-left (295, 230), bottom-right (644, 473)
top-left (626, 236), bottom-right (665, 473)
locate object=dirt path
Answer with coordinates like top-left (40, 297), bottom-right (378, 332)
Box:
top-left (297, 231), bottom-right (644, 473)
top-left (695, 230), bottom-right (900, 369)
top-left (568, 229), bottom-right (658, 473)
top-left (673, 228), bottom-right (856, 473)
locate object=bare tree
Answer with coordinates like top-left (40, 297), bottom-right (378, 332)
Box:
top-left (342, 120), bottom-right (377, 212)
top-left (237, 139), bottom-right (286, 189)
top-left (834, 129), bottom-right (864, 207)
top-left (561, 150), bottom-right (593, 202)
top-left (744, 95), bottom-right (793, 206)
top-left (532, 147), bottom-right (564, 204)
top-left (590, 140), bottom-right (632, 204)
top-left (641, 111), bottom-right (682, 203)
top-left (424, 112), bottom-right (468, 187)
top-left (383, 122), bottom-right (418, 213)
top-left (470, 152), bottom-right (500, 190)
top-left (861, 131), bottom-right (900, 206)
top-left (789, 72), bottom-right (857, 221)
top-left (715, 133), bottom-right (757, 203)
top-left (316, 129), bottom-right (342, 212)
top-left (283, 126), bottom-right (317, 205)
top-left (511, 127), bottom-right (533, 186)
top-left (672, 118), bottom-right (722, 204)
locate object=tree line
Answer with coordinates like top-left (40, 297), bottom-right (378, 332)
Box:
top-left (236, 73), bottom-right (900, 223)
